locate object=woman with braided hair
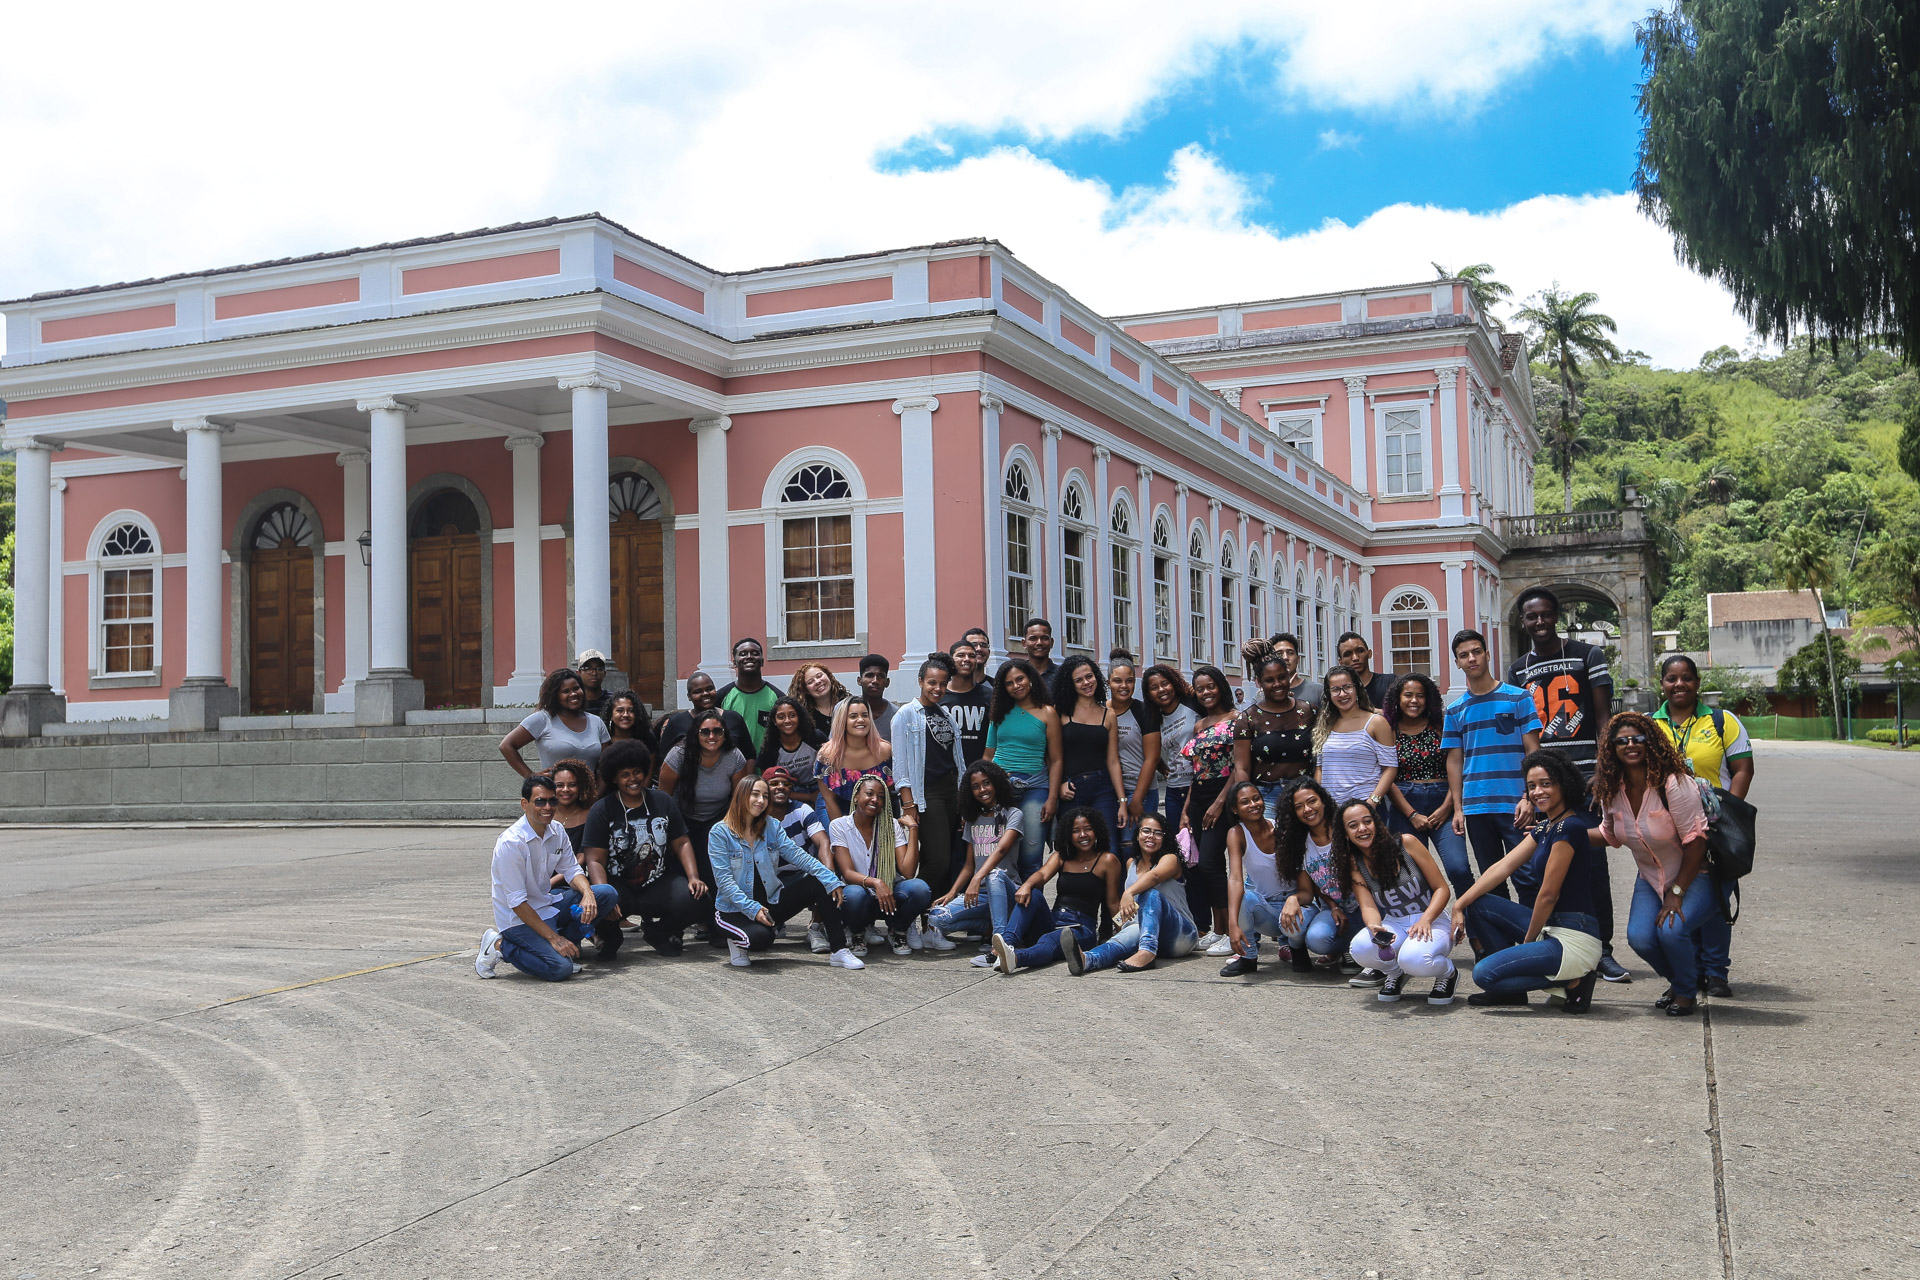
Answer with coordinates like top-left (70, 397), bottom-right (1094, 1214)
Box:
top-left (830, 773), bottom-right (932, 958)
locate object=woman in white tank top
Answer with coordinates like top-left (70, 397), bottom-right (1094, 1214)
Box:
top-left (1220, 782), bottom-right (1288, 977)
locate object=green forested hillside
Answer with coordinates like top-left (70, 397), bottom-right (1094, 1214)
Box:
top-left (1532, 343), bottom-right (1920, 649)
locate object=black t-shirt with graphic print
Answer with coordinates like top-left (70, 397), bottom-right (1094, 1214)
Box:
top-left (583, 788), bottom-right (690, 887)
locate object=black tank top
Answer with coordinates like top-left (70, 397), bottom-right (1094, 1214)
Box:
top-left (1060, 719), bottom-right (1109, 777)
top-left (1056, 865), bottom-right (1105, 915)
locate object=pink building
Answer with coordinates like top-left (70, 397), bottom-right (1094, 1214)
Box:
top-left (0, 214), bottom-right (1537, 734)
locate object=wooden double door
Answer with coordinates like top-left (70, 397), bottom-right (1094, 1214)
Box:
top-left (411, 533), bottom-right (485, 708)
top-left (248, 544), bottom-right (316, 714)
top-left (609, 510), bottom-right (665, 706)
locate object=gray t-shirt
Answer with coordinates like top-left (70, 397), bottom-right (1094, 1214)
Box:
top-left (1115, 700), bottom-right (1164, 795)
top-left (519, 710), bottom-right (612, 771)
top-left (662, 743), bottom-right (748, 821)
top-left (1156, 703), bottom-right (1199, 789)
top-left (1291, 676), bottom-right (1324, 711)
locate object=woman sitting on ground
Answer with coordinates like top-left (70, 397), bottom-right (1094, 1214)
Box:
top-left (1312, 666), bottom-right (1398, 807)
top-left (1273, 778), bottom-right (1355, 975)
top-left (500, 667), bottom-right (613, 777)
top-left (756, 696), bottom-right (823, 809)
top-left (1451, 750), bottom-right (1606, 1012)
top-left (1065, 812), bottom-right (1196, 973)
top-left (1336, 797), bottom-right (1458, 1005)
top-left (708, 776), bottom-right (860, 970)
top-left (1219, 781), bottom-right (1290, 978)
top-left (1593, 710), bottom-right (1714, 1017)
top-left (990, 807), bottom-right (1123, 976)
top-left (831, 774), bottom-right (933, 958)
top-left (548, 758), bottom-right (598, 856)
top-left (929, 760), bottom-right (1026, 967)
top-left (814, 698), bottom-right (895, 821)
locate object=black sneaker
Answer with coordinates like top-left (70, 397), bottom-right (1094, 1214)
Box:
top-left (1290, 945), bottom-right (1314, 973)
top-left (1703, 976), bottom-right (1733, 999)
top-left (1597, 954), bottom-right (1631, 983)
top-left (1426, 968), bottom-right (1458, 1006)
top-left (1347, 967), bottom-right (1386, 989)
top-left (1219, 955), bottom-right (1260, 977)
top-left (1466, 989), bottom-right (1529, 1007)
top-left (1060, 928), bottom-right (1086, 976)
top-left (1377, 972), bottom-right (1406, 1002)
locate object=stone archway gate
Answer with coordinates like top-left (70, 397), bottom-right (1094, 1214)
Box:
top-left (1495, 507), bottom-right (1660, 697)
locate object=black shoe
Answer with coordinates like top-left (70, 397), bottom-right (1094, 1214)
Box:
top-left (1703, 976), bottom-right (1732, 999)
top-left (1377, 972), bottom-right (1406, 1002)
top-left (1348, 967), bottom-right (1386, 989)
top-left (598, 938), bottom-right (623, 963)
top-left (1219, 955), bottom-right (1260, 977)
top-left (1466, 989), bottom-right (1529, 1007)
top-left (1116, 958), bottom-right (1156, 973)
top-left (1597, 954), bottom-right (1631, 983)
top-left (1654, 988), bottom-right (1676, 1010)
top-left (1666, 997), bottom-right (1698, 1017)
top-left (1561, 971), bottom-right (1598, 1014)
top-left (1426, 968), bottom-right (1458, 1006)
top-left (1289, 944), bottom-right (1314, 973)
top-left (1060, 928), bottom-right (1086, 976)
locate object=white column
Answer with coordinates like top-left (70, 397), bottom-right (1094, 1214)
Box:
top-left (1441, 558), bottom-right (1467, 692)
top-left (1173, 482), bottom-right (1189, 672)
top-left (1041, 423), bottom-right (1063, 626)
top-left (981, 395), bottom-right (1006, 665)
top-left (1304, 544), bottom-right (1319, 674)
top-left (691, 414), bottom-right (733, 680)
top-left (8, 440), bottom-right (56, 689)
top-left (894, 395), bottom-right (941, 665)
top-left (1436, 367), bottom-right (1465, 522)
top-left (1344, 375), bottom-right (1369, 502)
top-left (1136, 465), bottom-right (1155, 660)
top-left (504, 435), bottom-right (546, 702)
top-left (172, 417), bottom-right (234, 683)
top-left (1362, 564), bottom-right (1380, 668)
top-left (336, 450), bottom-right (371, 688)
top-left (1093, 446), bottom-right (1112, 658)
top-left (561, 374), bottom-right (620, 662)
top-left (359, 397), bottom-right (417, 675)
top-left (1207, 498), bottom-right (1222, 668)
top-left (1261, 523), bottom-right (1275, 645)
top-left (48, 478), bottom-right (66, 696)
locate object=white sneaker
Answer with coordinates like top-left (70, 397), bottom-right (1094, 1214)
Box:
top-left (991, 935), bottom-right (1017, 974)
top-left (907, 920), bottom-right (925, 951)
top-left (890, 930), bottom-right (913, 956)
top-left (726, 941), bottom-right (751, 967)
top-left (921, 924), bottom-right (956, 951)
top-left (969, 952), bottom-right (996, 968)
top-left (807, 922), bottom-right (830, 954)
top-left (1205, 934), bottom-right (1236, 957)
top-left (852, 939), bottom-right (868, 957)
top-left (475, 928), bottom-right (502, 978)
top-left (830, 948), bottom-right (866, 970)
top-left (569, 960), bottom-right (584, 975)
top-left (1196, 931), bottom-right (1223, 952)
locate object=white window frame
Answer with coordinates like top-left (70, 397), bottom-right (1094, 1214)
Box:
top-left (1187, 524), bottom-right (1210, 672)
top-left (87, 510), bottom-right (165, 684)
top-left (760, 448), bottom-right (873, 658)
top-left (1246, 551), bottom-right (1264, 650)
top-left (1217, 538), bottom-right (1239, 669)
top-left (1060, 476), bottom-right (1092, 652)
top-left (1267, 408), bottom-right (1323, 462)
top-left (1151, 509), bottom-right (1176, 661)
top-left (1376, 401), bottom-right (1432, 497)
top-left (1109, 494), bottom-right (1137, 660)
top-left (1003, 452), bottom-right (1042, 646)
top-left (1293, 568), bottom-right (1310, 671)
top-left (1314, 573), bottom-right (1331, 681)
top-left (1384, 586), bottom-right (1440, 677)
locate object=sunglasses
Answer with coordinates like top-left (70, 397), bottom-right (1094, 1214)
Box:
top-left (1612, 733), bottom-right (1649, 746)
top-left (528, 796), bottom-right (558, 808)
top-left (698, 726), bottom-right (727, 736)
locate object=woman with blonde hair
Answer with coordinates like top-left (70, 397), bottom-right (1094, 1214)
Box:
top-left (815, 697), bottom-right (895, 821)
top-left (708, 775), bottom-right (859, 969)
top-left (831, 773), bottom-right (932, 957)
top-left (790, 663), bottom-right (853, 741)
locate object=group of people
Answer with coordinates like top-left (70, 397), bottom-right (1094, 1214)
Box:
top-left (479, 594), bottom-right (1755, 1019)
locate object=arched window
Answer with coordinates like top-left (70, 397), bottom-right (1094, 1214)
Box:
top-left (1151, 512), bottom-right (1176, 660)
top-left (1315, 575), bottom-right (1331, 680)
top-left (1293, 568), bottom-right (1310, 672)
top-left (1217, 538), bottom-right (1239, 667)
top-left (1348, 585), bottom-right (1364, 649)
top-left (1187, 525), bottom-right (1209, 669)
top-left (1060, 478), bottom-right (1091, 650)
top-left (1109, 496), bottom-right (1137, 658)
top-left (95, 518), bottom-right (160, 677)
top-left (1386, 589), bottom-right (1438, 676)
top-left (609, 473), bottom-right (664, 520)
top-left (1004, 459), bottom-right (1039, 642)
top-left (779, 461), bottom-right (856, 642)
top-left (252, 504), bottom-right (315, 549)
top-left (1245, 550), bottom-right (1264, 652)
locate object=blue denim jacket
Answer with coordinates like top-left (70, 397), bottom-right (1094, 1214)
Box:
top-left (708, 818), bottom-right (843, 919)
top-left (891, 699), bottom-right (964, 812)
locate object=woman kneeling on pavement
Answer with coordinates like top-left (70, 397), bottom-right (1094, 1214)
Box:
top-left (831, 774), bottom-right (934, 958)
top-left (1218, 781), bottom-right (1288, 977)
top-left (991, 807), bottom-right (1123, 975)
top-left (1336, 798), bottom-right (1458, 1004)
top-left (1451, 749), bottom-right (1605, 1012)
top-left (708, 776), bottom-right (861, 970)
top-left (1066, 812), bottom-right (1197, 973)
top-left (1272, 778), bottom-right (1357, 976)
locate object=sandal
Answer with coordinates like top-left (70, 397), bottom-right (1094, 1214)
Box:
top-left (1561, 971), bottom-right (1598, 1014)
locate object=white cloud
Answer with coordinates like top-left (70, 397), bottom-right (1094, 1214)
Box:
top-left (1317, 129), bottom-right (1364, 151)
top-left (0, 0), bottom-right (1736, 369)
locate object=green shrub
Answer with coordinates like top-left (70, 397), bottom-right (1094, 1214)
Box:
top-left (1866, 727), bottom-right (1903, 744)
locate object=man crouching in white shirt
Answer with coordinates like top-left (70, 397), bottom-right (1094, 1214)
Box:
top-left (477, 774), bottom-right (621, 980)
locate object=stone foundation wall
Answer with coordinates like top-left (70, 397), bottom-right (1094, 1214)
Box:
top-left (0, 724), bottom-right (534, 823)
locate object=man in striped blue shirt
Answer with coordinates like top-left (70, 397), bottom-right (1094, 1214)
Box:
top-left (1443, 629), bottom-right (1542, 911)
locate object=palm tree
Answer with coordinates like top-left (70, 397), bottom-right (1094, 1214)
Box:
top-left (1774, 524), bottom-right (1842, 734)
top-left (1515, 286), bottom-right (1625, 512)
top-left (1432, 262), bottom-right (1513, 328)
top-left (1699, 463), bottom-right (1737, 504)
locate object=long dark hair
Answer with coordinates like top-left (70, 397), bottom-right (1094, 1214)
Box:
top-left (958, 759), bottom-right (1016, 821)
top-left (1140, 664), bottom-right (1192, 712)
top-left (606, 690), bottom-right (654, 744)
top-left (1381, 672), bottom-right (1442, 731)
top-left (766, 695), bottom-right (818, 746)
top-left (1051, 804), bottom-right (1111, 857)
top-left (1315, 665), bottom-right (1376, 737)
top-left (1330, 797), bottom-right (1400, 893)
top-left (676, 709), bottom-right (729, 813)
top-left (1520, 748), bottom-right (1589, 820)
top-left (539, 667), bottom-right (583, 716)
top-left (990, 657), bottom-right (1047, 725)
top-left (1190, 664), bottom-right (1231, 716)
top-left (1592, 709), bottom-right (1690, 806)
top-left (1051, 654), bottom-right (1106, 714)
top-left (1131, 812), bottom-right (1171, 867)
top-left (1277, 777), bottom-right (1337, 884)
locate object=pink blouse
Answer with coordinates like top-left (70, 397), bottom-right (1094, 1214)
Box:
top-left (1596, 773), bottom-right (1709, 893)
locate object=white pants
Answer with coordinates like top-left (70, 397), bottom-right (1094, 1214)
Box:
top-left (1348, 913), bottom-right (1454, 978)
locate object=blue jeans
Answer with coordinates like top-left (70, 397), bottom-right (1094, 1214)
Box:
top-left (1008, 771), bottom-right (1051, 879)
top-left (1008, 896), bottom-right (1099, 970)
top-left (930, 868), bottom-right (1019, 938)
top-left (1062, 771), bottom-right (1122, 856)
top-left (498, 884), bottom-right (621, 982)
top-left (1626, 875), bottom-right (1717, 994)
top-left (1235, 889), bottom-right (1289, 958)
top-left (1467, 897), bottom-right (1599, 994)
top-left (1116, 785), bottom-right (1159, 860)
top-left (1697, 881), bottom-right (1733, 980)
top-left (1463, 812), bottom-right (1526, 902)
top-left (1082, 888), bottom-right (1197, 970)
top-left (1280, 900), bottom-right (1350, 959)
top-left (1256, 780), bottom-right (1291, 823)
top-left (1392, 781), bottom-right (1473, 894)
top-left (841, 877), bottom-right (934, 936)
top-left (1162, 785), bottom-right (1189, 829)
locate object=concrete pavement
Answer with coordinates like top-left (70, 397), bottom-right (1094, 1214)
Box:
top-left (1, 740), bottom-right (1914, 1278)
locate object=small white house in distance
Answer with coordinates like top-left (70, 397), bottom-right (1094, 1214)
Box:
top-left (1707, 589), bottom-right (1826, 683)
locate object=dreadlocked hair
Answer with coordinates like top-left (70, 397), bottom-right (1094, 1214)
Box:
top-left (1240, 635), bottom-right (1275, 671)
top-left (1591, 710), bottom-right (1690, 807)
top-left (852, 773), bottom-right (900, 883)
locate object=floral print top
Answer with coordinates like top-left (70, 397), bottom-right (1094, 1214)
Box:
top-left (1180, 717), bottom-right (1238, 783)
top-left (1394, 723), bottom-right (1446, 784)
top-left (815, 758), bottom-right (895, 813)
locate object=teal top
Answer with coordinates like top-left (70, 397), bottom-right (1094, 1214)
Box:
top-left (986, 706), bottom-right (1049, 775)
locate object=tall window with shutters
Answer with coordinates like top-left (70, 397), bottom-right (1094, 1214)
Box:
top-left (1293, 569), bottom-right (1310, 672)
top-left (1060, 481), bottom-right (1090, 650)
top-left (1217, 540), bottom-right (1238, 668)
top-left (99, 522), bottom-right (158, 675)
top-left (1387, 590), bottom-right (1437, 675)
top-left (1187, 526), bottom-right (1209, 670)
top-left (1152, 515), bottom-right (1175, 660)
top-left (779, 463), bottom-right (856, 642)
top-left (1109, 498), bottom-right (1136, 658)
top-left (1004, 461), bottom-right (1038, 643)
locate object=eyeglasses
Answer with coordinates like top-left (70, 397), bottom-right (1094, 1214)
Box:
top-left (528, 796), bottom-right (558, 808)
top-left (1612, 733), bottom-right (1649, 746)
top-left (698, 726), bottom-right (726, 737)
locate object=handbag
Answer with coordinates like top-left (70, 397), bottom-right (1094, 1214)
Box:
top-left (1655, 775), bottom-right (1758, 923)
top-left (1175, 825), bottom-right (1200, 867)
